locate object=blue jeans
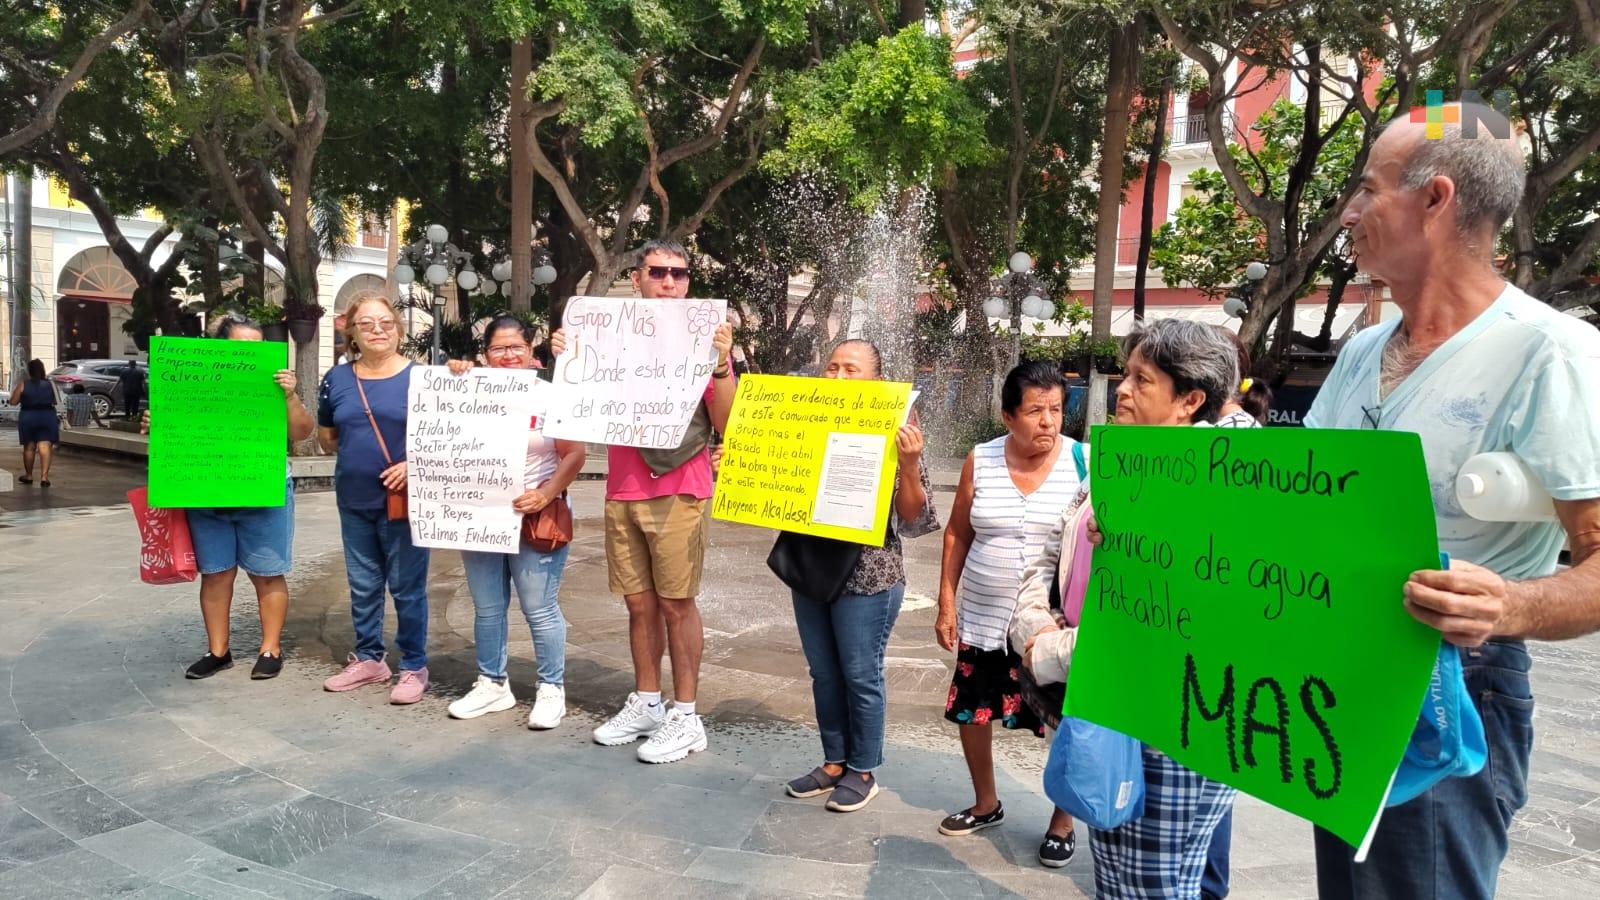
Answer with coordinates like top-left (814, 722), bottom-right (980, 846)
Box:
top-left (338, 506), bottom-right (430, 671)
top-left (791, 584), bottom-right (904, 772)
top-left (1202, 807), bottom-right (1231, 899)
top-left (461, 544), bottom-right (570, 684)
top-left (1313, 640), bottom-right (1533, 899)
top-left (188, 481), bottom-right (295, 577)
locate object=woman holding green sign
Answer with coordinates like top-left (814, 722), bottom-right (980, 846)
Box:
top-left (317, 296), bottom-right (432, 705)
top-left (779, 339), bottom-right (939, 814)
top-left (1011, 319), bottom-right (1240, 898)
top-left (144, 314), bottom-right (314, 680)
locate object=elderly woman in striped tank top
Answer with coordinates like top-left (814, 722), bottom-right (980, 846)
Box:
top-left (934, 361), bottom-right (1085, 868)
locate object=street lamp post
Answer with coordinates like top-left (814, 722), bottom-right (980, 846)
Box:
top-left (981, 251), bottom-right (1050, 417)
top-left (394, 223), bottom-right (477, 364)
top-left (1223, 260), bottom-right (1269, 320)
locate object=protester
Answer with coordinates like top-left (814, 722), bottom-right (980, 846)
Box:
top-left (316, 297), bottom-right (431, 704)
top-left (550, 239), bottom-right (736, 763)
top-left (935, 361), bottom-right (1082, 866)
top-left (143, 314), bottom-right (314, 680)
top-left (9, 359), bottom-right (58, 486)
top-left (1303, 104), bottom-right (1600, 900)
top-left (1012, 319), bottom-right (1240, 897)
top-left (1214, 326), bottom-right (1271, 428)
top-left (62, 383), bottom-right (106, 429)
top-left (118, 356), bottom-right (145, 419)
top-left (443, 316), bottom-right (585, 727)
top-left (775, 338), bottom-right (939, 813)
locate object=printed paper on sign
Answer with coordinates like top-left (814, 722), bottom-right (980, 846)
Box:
top-left (812, 433), bottom-right (886, 532)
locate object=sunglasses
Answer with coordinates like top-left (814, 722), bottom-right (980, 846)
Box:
top-left (644, 265), bottom-right (690, 281)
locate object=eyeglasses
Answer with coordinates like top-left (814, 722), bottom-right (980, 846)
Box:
top-left (354, 318), bottom-right (398, 333)
top-left (645, 265), bottom-right (690, 281)
top-left (485, 345), bottom-right (529, 359)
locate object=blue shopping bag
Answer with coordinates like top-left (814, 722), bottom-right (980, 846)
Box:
top-left (1387, 638), bottom-right (1488, 806)
top-left (1043, 716), bottom-right (1145, 830)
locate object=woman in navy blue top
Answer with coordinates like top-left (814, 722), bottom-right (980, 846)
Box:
top-left (9, 359), bottom-right (59, 486)
top-left (316, 297), bottom-right (432, 704)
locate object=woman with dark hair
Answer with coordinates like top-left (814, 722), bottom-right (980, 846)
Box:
top-left (442, 316), bottom-right (585, 727)
top-left (9, 359), bottom-right (59, 486)
top-left (1011, 319), bottom-right (1240, 897)
top-left (146, 313), bottom-right (314, 680)
top-left (781, 338), bottom-right (939, 813)
top-left (935, 360), bottom-right (1083, 867)
top-left (1215, 325), bottom-right (1272, 427)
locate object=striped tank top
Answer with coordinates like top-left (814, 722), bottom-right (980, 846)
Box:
top-left (957, 434), bottom-right (1085, 651)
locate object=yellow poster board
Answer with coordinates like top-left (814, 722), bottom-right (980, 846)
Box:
top-left (713, 375), bottom-right (913, 547)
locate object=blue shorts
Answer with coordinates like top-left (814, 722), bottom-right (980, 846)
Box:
top-left (187, 483), bottom-right (295, 577)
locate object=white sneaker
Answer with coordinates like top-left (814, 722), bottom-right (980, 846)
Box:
top-left (448, 676), bottom-right (516, 720)
top-left (592, 692), bottom-right (665, 746)
top-left (636, 708), bottom-right (707, 764)
top-left (527, 683), bottom-right (566, 730)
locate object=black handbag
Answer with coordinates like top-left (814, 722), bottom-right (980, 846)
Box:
top-left (766, 531), bottom-right (863, 605)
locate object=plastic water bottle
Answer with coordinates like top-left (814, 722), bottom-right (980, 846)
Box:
top-left (1455, 453), bottom-right (1556, 522)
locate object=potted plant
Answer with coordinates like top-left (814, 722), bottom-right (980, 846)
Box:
top-left (1091, 337), bottom-right (1124, 375)
top-left (284, 299), bottom-right (324, 345)
top-left (244, 298), bottom-right (288, 342)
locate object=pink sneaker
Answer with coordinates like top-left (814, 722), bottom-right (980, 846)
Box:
top-left (323, 654), bottom-right (392, 692)
top-left (390, 667), bottom-right (429, 705)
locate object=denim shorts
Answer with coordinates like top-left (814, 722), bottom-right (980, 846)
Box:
top-left (188, 483), bottom-right (295, 577)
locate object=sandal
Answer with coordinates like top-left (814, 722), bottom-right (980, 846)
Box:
top-left (785, 766), bottom-right (844, 799)
top-left (939, 803), bottom-right (1006, 836)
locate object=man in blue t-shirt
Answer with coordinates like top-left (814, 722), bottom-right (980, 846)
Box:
top-left (1305, 103), bottom-right (1600, 899)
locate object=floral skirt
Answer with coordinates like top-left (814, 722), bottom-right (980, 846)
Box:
top-left (944, 642), bottom-right (1045, 737)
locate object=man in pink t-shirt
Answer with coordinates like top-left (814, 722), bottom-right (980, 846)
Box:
top-left (552, 239), bottom-right (736, 764)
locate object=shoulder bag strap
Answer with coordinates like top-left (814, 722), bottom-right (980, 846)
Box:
top-left (352, 370), bottom-right (395, 467)
top-left (1070, 441), bottom-right (1087, 481)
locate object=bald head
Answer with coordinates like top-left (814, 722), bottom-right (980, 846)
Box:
top-left (1379, 103), bottom-right (1525, 241)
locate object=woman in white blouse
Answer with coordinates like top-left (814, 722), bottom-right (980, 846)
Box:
top-left (935, 361), bottom-right (1084, 868)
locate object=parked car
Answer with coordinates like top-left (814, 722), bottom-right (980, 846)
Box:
top-left (49, 359), bottom-right (149, 418)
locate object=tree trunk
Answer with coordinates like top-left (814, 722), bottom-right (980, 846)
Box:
top-left (385, 203), bottom-right (401, 302)
top-left (1091, 20), bottom-right (1141, 343)
top-left (1134, 66), bottom-right (1173, 322)
top-left (10, 173), bottom-right (32, 375)
top-left (509, 37), bottom-right (534, 313)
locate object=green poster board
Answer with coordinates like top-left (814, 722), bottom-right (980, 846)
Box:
top-left (1064, 425), bottom-right (1441, 851)
top-left (148, 336), bottom-right (287, 508)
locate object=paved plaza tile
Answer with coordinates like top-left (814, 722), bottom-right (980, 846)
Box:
top-left (1, 481), bottom-right (1598, 897)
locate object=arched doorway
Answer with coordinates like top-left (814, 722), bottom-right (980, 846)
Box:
top-left (56, 247), bottom-right (137, 361)
top-left (332, 273), bottom-right (390, 361)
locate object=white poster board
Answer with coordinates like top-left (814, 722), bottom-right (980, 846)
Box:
top-left (406, 366), bottom-right (545, 552)
top-left (542, 296), bottom-right (728, 448)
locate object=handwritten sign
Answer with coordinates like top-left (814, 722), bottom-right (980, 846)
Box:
top-left (405, 366), bottom-right (545, 552)
top-left (148, 336), bottom-right (286, 507)
top-left (543, 296), bottom-right (728, 448)
top-left (712, 375), bottom-right (912, 546)
top-left (1064, 426), bottom-right (1441, 852)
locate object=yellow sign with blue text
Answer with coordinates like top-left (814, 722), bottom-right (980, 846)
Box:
top-left (713, 375), bottom-right (913, 547)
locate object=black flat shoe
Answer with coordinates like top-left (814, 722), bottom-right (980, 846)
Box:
top-left (40, 480), bottom-right (50, 487)
top-left (17, 476), bottom-right (31, 484)
top-left (185, 651), bottom-right (233, 679)
top-left (251, 652), bottom-right (283, 680)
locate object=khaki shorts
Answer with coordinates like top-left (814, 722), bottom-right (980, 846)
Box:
top-left (604, 495), bottom-right (708, 598)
